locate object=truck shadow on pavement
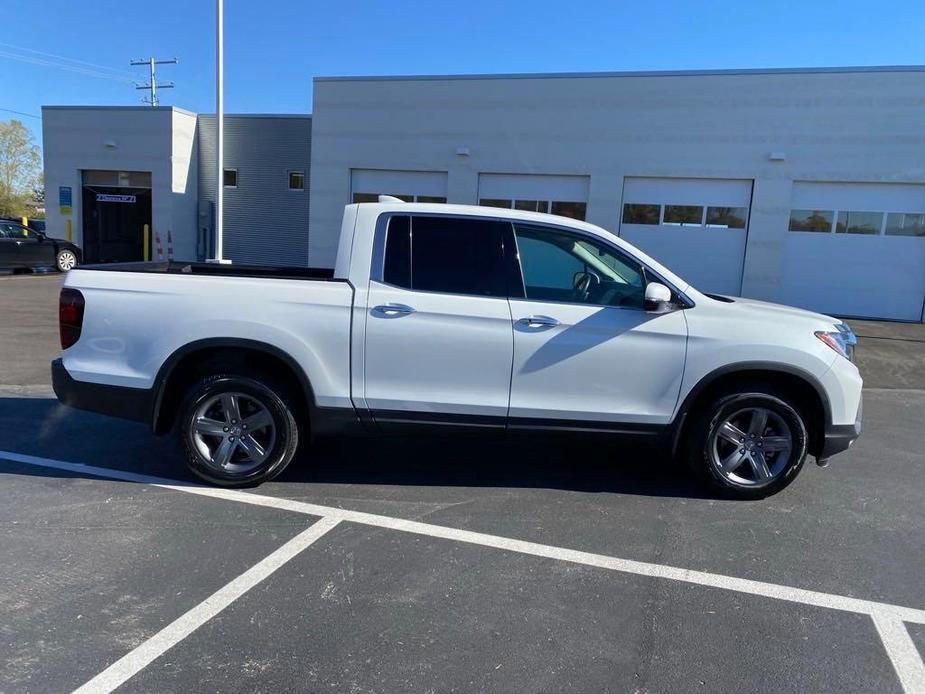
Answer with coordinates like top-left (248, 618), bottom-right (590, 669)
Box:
top-left (0, 397), bottom-right (712, 500)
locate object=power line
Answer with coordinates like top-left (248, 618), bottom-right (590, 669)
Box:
top-left (130, 57), bottom-right (178, 106)
top-left (0, 107), bottom-right (41, 120)
top-left (0, 50), bottom-right (134, 84)
top-left (0, 41), bottom-right (134, 78)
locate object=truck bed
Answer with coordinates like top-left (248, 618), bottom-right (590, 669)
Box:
top-left (78, 260), bottom-right (339, 281)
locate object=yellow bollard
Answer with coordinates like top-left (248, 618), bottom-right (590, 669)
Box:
top-left (21, 216), bottom-right (28, 228)
top-left (143, 224), bottom-right (150, 261)
top-left (65, 219), bottom-right (72, 242)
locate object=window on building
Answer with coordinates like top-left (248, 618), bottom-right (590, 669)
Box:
top-left (514, 200), bottom-right (550, 213)
top-left (885, 212), bottom-right (925, 237)
top-left (353, 193), bottom-right (444, 204)
top-left (789, 209), bottom-right (834, 233)
top-left (622, 204), bottom-right (661, 225)
top-left (624, 202), bottom-right (749, 229)
top-left (479, 199), bottom-right (586, 221)
top-left (663, 205), bottom-right (703, 226)
top-left (705, 206), bottom-right (748, 229)
top-left (223, 169), bottom-right (237, 188)
top-left (550, 201), bottom-right (587, 221)
top-left (479, 198), bottom-right (511, 209)
top-left (514, 224), bottom-right (646, 308)
top-left (288, 171), bottom-right (305, 190)
top-left (835, 211), bottom-right (883, 235)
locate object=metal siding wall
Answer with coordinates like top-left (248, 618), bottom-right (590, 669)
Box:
top-left (198, 116), bottom-right (311, 266)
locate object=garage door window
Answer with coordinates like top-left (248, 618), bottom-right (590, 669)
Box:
top-left (550, 201), bottom-right (587, 220)
top-left (789, 209), bottom-right (834, 233)
top-left (836, 211), bottom-right (883, 235)
top-left (790, 207), bottom-right (925, 237)
top-left (663, 205), bottom-right (703, 226)
top-left (705, 206), bottom-right (748, 229)
top-left (514, 200), bottom-right (550, 213)
top-left (354, 193), bottom-right (446, 204)
top-left (479, 199), bottom-right (586, 221)
top-left (622, 204), bottom-right (660, 225)
top-left (621, 204), bottom-right (748, 229)
top-left (885, 212), bottom-right (925, 237)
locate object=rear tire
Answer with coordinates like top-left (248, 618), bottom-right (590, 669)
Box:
top-left (685, 387), bottom-right (808, 499)
top-left (178, 373), bottom-right (299, 487)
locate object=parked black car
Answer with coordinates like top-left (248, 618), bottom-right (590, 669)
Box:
top-left (0, 219), bottom-right (81, 272)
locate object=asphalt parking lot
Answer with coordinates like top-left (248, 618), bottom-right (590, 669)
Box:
top-left (1, 274), bottom-right (923, 693)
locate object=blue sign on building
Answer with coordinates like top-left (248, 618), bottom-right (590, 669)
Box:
top-left (59, 186), bottom-right (72, 215)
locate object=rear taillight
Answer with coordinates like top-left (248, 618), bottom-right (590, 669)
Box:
top-left (59, 288), bottom-right (85, 350)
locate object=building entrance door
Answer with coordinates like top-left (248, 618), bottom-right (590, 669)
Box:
top-left (81, 186), bottom-right (152, 263)
top-left (80, 170), bottom-right (152, 264)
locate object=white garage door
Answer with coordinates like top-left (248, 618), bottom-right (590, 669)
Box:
top-left (478, 173), bottom-right (589, 220)
top-left (350, 169), bottom-right (447, 203)
top-left (781, 182), bottom-right (925, 321)
top-left (619, 177), bottom-right (751, 295)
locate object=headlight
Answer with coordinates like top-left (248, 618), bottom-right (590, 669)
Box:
top-left (815, 322), bottom-right (857, 361)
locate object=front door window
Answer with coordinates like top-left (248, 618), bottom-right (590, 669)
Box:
top-left (514, 224), bottom-right (647, 309)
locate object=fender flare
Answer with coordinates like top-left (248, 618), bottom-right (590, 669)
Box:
top-left (668, 361), bottom-right (832, 458)
top-left (151, 337), bottom-right (318, 433)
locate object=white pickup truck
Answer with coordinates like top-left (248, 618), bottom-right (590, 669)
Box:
top-left (53, 201), bottom-right (862, 498)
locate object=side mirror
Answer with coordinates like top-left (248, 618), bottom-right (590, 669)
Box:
top-left (644, 282), bottom-right (672, 312)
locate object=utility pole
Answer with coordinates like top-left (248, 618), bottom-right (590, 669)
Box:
top-left (130, 57), bottom-right (178, 106)
top-left (208, 0), bottom-right (229, 263)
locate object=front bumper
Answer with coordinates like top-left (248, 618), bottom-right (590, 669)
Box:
top-left (818, 396), bottom-right (862, 461)
top-left (51, 358), bottom-right (153, 424)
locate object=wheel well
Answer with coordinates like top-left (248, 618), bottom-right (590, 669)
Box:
top-left (675, 369), bottom-right (827, 457)
top-left (153, 345), bottom-right (312, 435)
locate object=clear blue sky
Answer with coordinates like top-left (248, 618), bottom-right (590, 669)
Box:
top-left (3, 0), bottom-right (923, 144)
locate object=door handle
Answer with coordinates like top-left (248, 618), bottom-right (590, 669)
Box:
top-left (373, 303), bottom-right (416, 316)
top-left (517, 315), bottom-right (560, 328)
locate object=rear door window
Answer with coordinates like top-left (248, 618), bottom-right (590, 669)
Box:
top-left (382, 215), bottom-right (508, 297)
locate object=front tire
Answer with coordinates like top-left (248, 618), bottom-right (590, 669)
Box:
top-left (686, 388), bottom-right (808, 499)
top-left (179, 374), bottom-right (299, 487)
top-left (56, 249), bottom-right (78, 272)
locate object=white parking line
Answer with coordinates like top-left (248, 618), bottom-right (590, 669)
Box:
top-left (2, 449), bottom-right (923, 692)
top-left (873, 614), bottom-right (925, 694)
top-left (72, 516), bottom-right (341, 694)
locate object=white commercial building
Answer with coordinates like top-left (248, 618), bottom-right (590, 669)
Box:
top-left (42, 106), bottom-right (199, 262)
top-left (42, 66), bottom-right (925, 321)
top-left (309, 67), bottom-right (925, 321)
